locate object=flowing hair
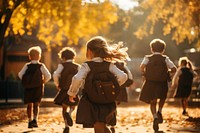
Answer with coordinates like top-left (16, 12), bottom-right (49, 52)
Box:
top-left (86, 36), bottom-right (130, 61)
top-left (178, 57), bottom-right (195, 70)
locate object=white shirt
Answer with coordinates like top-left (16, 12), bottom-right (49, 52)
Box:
top-left (18, 60), bottom-right (51, 83)
top-left (67, 57), bottom-right (128, 96)
top-left (53, 59), bottom-right (80, 87)
top-left (141, 52), bottom-right (176, 69)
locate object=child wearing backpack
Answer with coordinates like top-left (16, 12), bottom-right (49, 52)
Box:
top-left (172, 57), bottom-right (197, 116)
top-left (115, 61), bottom-right (133, 103)
top-left (53, 47), bottom-right (80, 133)
top-left (18, 46), bottom-right (51, 128)
top-left (110, 61), bottom-right (133, 133)
top-left (139, 39), bottom-right (176, 132)
top-left (67, 36), bottom-right (129, 133)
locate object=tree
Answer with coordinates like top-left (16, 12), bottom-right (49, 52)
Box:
top-left (0, 0), bottom-right (24, 80)
top-left (0, 0), bottom-right (118, 80)
top-left (7, 0), bottom-right (118, 49)
top-left (134, 0), bottom-right (200, 47)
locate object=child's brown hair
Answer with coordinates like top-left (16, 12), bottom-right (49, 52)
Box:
top-left (58, 47), bottom-right (76, 60)
top-left (86, 36), bottom-right (130, 61)
top-left (150, 39), bottom-right (166, 53)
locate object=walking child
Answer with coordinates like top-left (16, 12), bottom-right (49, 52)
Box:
top-left (67, 36), bottom-right (129, 133)
top-left (172, 57), bottom-right (198, 116)
top-left (139, 39), bottom-right (176, 131)
top-left (53, 47), bottom-right (80, 133)
top-left (18, 46), bottom-right (51, 128)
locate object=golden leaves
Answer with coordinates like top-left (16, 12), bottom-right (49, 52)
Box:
top-left (6, 0), bottom-right (118, 49)
top-left (135, 0), bottom-right (200, 46)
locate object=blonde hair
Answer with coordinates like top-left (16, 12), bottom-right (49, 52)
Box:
top-left (28, 46), bottom-right (42, 59)
top-left (86, 36), bottom-right (130, 61)
top-left (178, 56), bottom-right (195, 70)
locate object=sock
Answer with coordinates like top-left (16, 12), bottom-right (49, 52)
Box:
top-left (64, 120), bottom-right (69, 127)
top-left (153, 113), bottom-right (158, 119)
top-left (28, 118), bottom-right (32, 122)
top-left (68, 108), bottom-right (74, 116)
top-left (33, 115), bottom-right (38, 121)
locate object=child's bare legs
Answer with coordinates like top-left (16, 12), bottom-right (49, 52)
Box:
top-left (33, 102), bottom-right (40, 121)
top-left (94, 122), bottom-right (111, 133)
top-left (157, 99), bottom-right (165, 123)
top-left (158, 99), bottom-right (165, 113)
top-left (62, 104), bottom-right (73, 128)
top-left (62, 104), bottom-right (68, 127)
top-left (181, 98), bottom-right (188, 115)
top-left (150, 99), bottom-right (157, 118)
top-left (69, 106), bottom-right (75, 116)
top-left (27, 103), bottom-right (33, 122)
top-left (150, 99), bottom-right (159, 131)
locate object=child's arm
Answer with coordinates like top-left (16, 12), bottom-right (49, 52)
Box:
top-left (18, 64), bottom-right (28, 80)
top-left (124, 65), bottom-right (133, 80)
top-left (140, 56), bottom-right (149, 80)
top-left (171, 68), bottom-right (181, 89)
top-left (109, 63), bottom-right (127, 86)
top-left (68, 63), bottom-right (90, 101)
top-left (53, 64), bottom-right (63, 89)
top-left (41, 64), bottom-right (51, 83)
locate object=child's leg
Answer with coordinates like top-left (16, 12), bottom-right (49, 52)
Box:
top-left (69, 106), bottom-right (75, 116)
top-left (33, 102), bottom-right (40, 121)
top-left (181, 98), bottom-right (188, 114)
top-left (27, 103), bottom-right (33, 122)
top-left (94, 122), bottom-right (111, 133)
top-left (158, 99), bottom-right (166, 113)
top-left (150, 99), bottom-right (159, 131)
top-left (62, 104), bottom-right (68, 127)
top-left (150, 99), bottom-right (157, 118)
top-left (157, 99), bottom-right (165, 123)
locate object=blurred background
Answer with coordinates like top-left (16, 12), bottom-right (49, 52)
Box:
top-left (0, 0), bottom-right (199, 104)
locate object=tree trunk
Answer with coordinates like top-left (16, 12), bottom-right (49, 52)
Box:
top-left (0, 0), bottom-right (24, 80)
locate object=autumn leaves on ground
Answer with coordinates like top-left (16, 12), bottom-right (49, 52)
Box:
top-left (0, 103), bottom-right (200, 133)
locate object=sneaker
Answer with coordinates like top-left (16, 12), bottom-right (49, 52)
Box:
top-left (31, 119), bottom-right (38, 127)
top-left (182, 110), bottom-right (188, 116)
top-left (157, 111), bottom-right (163, 123)
top-left (153, 118), bottom-right (159, 132)
top-left (110, 127), bottom-right (115, 133)
top-left (63, 127), bottom-right (69, 133)
top-left (65, 112), bottom-right (73, 126)
top-left (28, 121), bottom-right (33, 128)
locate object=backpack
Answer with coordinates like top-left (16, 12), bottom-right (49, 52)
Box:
top-left (84, 61), bottom-right (120, 104)
top-left (58, 62), bottom-right (79, 90)
top-left (22, 63), bottom-right (43, 89)
top-left (115, 62), bottom-right (133, 88)
top-left (145, 54), bottom-right (168, 82)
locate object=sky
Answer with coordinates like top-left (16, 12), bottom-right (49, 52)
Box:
top-left (83, 0), bottom-right (139, 10)
top-left (110, 0), bottom-right (139, 10)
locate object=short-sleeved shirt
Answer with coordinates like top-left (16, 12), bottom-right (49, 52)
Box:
top-left (141, 52), bottom-right (176, 69)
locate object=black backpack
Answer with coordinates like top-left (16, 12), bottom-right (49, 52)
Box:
top-left (145, 54), bottom-right (168, 82)
top-left (22, 63), bottom-right (43, 89)
top-left (84, 61), bottom-right (120, 104)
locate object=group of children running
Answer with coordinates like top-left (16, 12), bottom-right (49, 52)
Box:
top-left (18, 36), bottom-right (198, 133)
